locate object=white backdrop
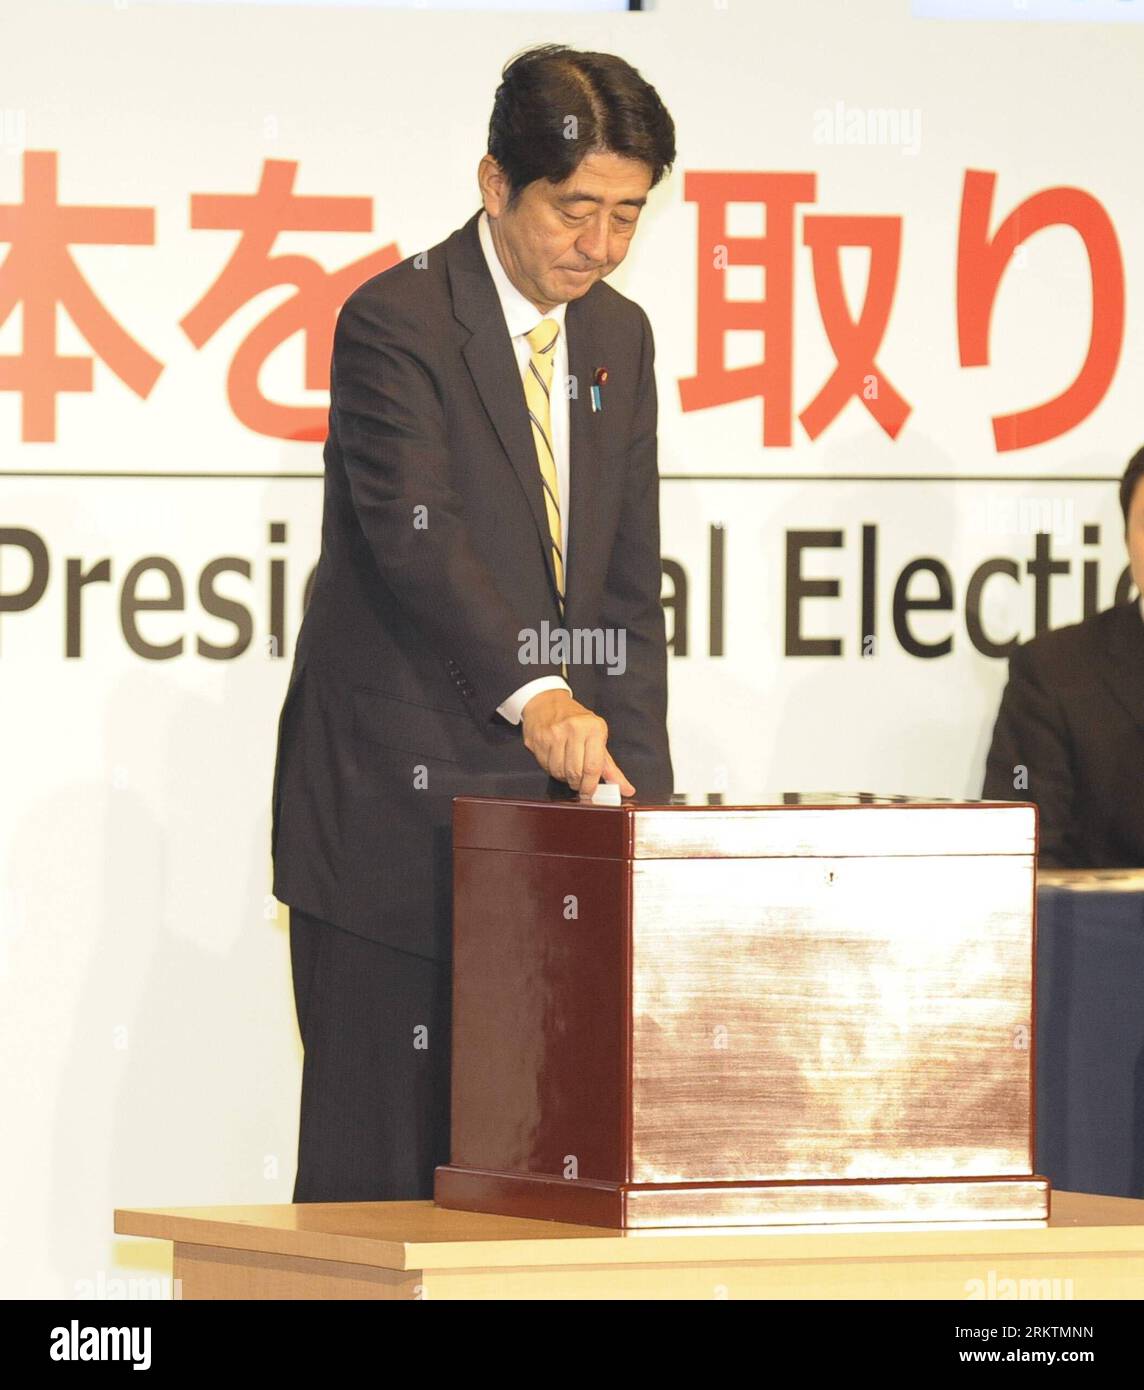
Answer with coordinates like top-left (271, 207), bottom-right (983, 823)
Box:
top-left (3, 0), bottom-right (1142, 1296)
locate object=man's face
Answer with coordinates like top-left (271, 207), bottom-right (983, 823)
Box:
top-left (480, 150), bottom-right (654, 313)
top-left (1128, 474), bottom-right (1144, 598)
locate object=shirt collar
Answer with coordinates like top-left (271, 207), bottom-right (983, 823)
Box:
top-left (478, 209), bottom-right (567, 342)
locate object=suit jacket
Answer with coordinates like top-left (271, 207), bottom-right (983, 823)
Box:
top-left (982, 599), bottom-right (1144, 868)
top-left (270, 208), bottom-right (674, 959)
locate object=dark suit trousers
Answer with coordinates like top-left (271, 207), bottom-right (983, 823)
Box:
top-left (288, 906), bottom-right (452, 1202)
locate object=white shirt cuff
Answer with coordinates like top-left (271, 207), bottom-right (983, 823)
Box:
top-left (497, 676), bottom-right (572, 726)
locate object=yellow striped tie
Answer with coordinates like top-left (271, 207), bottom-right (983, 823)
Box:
top-left (524, 318), bottom-right (565, 624)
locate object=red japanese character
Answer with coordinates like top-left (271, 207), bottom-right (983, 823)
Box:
top-left (181, 160), bottom-right (399, 441)
top-left (958, 169), bottom-right (1124, 451)
top-left (799, 214), bottom-right (910, 440)
top-left (0, 150), bottom-right (162, 442)
top-left (678, 171), bottom-right (816, 446)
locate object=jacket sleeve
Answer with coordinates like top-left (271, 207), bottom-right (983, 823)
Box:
top-left (593, 307), bottom-right (675, 800)
top-left (332, 285), bottom-right (563, 722)
top-left (981, 641), bottom-right (1076, 867)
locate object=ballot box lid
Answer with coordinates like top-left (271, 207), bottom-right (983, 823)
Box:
top-left (451, 793), bottom-right (1037, 860)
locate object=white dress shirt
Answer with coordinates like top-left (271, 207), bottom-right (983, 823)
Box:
top-left (478, 209), bottom-right (574, 725)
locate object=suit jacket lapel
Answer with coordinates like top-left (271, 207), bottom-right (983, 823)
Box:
top-left (1101, 598), bottom-right (1144, 731)
top-left (563, 291), bottom-right (602, 631)
top-left (446, 211), bottom-right (602, 624)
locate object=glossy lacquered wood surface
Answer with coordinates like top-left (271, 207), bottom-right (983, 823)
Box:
top-left (449, 847), bottom-right (630, 1182)
top-left (441, 797), bottom-right (1043, 1228)
top-left (450, 796), bottom-right (1037, 859)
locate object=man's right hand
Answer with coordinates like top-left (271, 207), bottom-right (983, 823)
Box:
top-left (520, 690), bottom-right (635, 800)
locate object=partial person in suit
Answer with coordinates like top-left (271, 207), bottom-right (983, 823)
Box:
top-left (982, 446), bottom-right (1144, 867)
top-left (269, 44), bottom-right (676, 1202)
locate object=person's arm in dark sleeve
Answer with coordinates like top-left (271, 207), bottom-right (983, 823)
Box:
top-left (332, 286), bottom-right (562, 722)
top-left (593, 307), bottom-right (674, 800)
top-left (982, 642), bottom-right (1076, 867)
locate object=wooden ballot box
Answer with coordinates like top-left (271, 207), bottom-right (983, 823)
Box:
top-left (434, 795), bottom-right (1050, 1229)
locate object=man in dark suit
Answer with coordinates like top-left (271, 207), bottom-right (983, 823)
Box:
top-left (982, 446), bottom-right (1144, 868)
top-left (270, 45), bottom-right (676, 1201)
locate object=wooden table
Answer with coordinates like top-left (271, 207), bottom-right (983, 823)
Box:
top-left (114, 1191), bottom-right (1144, 1299)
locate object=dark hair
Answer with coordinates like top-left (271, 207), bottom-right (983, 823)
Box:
top-left (487, 44), bottom-right (675, 207)
top-left (1121, 445), bottom-right (1144, 528)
